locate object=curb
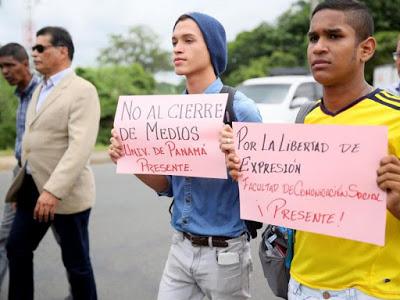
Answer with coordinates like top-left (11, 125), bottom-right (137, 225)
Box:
top-left (0, 151), bottom-right (111, 171)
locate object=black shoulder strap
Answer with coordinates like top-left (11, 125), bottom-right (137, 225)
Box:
top-left (169, 86), bottom-right (238, 217)
top-left (295, 102), bottom-right (317, 124)
top-left (221, 85), bottom-right (237, 126)
top-left (220, 86), bottom-right (263, 239)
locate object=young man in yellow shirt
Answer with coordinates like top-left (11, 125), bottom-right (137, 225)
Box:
top-left (220, 0), bottom-right (400, 299)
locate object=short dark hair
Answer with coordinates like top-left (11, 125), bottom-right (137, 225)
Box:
top-left (173, 14), bottom-right (191, 28)
top-left (312, 0), bottom-right (374, 42)
top-left (36, 26), bottom-right (75, 60)
top-left (0, 43), bottom-right (29, 62)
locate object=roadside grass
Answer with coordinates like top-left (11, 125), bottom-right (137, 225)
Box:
top-left (95, 144), bottom-right (108, 152)
top-left (0, 149), bottom-right (13, 156)
top-left (0, 144), bottom-right (108, 157)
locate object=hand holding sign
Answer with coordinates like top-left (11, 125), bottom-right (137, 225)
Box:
top-left (219, 124), bottom-right (241, 181)
top-left (113, 94), bottom-right (228, 178)
top-left (108, 128), bottom-right (124, 164)
top-left (377, 155), bottom-right (400, 219)
top-left (233, 122), bottom-right (388, 245)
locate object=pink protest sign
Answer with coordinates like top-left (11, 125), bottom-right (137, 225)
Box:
top-left (233, 122), bottom-right (388, 245)
top-left (114, 94), bottom-right (228, 178)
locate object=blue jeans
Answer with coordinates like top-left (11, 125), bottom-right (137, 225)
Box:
top-left (6, 174), bottom-right (97, 300)
top-left (288, 278), bottom-right (380, 300)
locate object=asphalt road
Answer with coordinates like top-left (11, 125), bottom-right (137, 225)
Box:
top-left (0, 163), bottom-right (279, 300)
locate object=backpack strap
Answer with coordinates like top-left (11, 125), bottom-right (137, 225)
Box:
top-left (221, 85), bottom-right (237, 126)
top-left (295, 101), bottom-right (318, 124)
top-left (169, 85), bottom-right (237, 217)
top-left (285, 229), bottom-right (295, 269)
top-left (169, 86), bottom-right (262, 239)
top-left (282, 101), bottom-right (318, 265)
top-left (221, 85), bottom-right (263, 239)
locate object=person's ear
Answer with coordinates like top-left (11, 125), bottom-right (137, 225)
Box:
top-left (22, 59), bottom-right (29, 68)
top-left (59, 46), bottom-right (69, 60)
top-left (358, 36), bottom-right (376, 62)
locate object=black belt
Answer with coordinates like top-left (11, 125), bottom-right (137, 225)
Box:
top-left (182, 232), bottom-right (232, 248)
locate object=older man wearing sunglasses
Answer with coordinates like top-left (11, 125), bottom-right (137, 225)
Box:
top-left (5, 26), bottom-right (100, 300)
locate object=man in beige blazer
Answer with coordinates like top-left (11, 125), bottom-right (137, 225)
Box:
top-left (5, 26), bottom-right (99, 300)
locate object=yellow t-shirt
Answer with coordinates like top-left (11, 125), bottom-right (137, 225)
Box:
top-left (291, 89), bottom-right (400, 299)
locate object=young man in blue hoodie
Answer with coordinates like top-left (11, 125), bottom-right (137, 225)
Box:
top-left (109, 12), bottom-right (261, 300)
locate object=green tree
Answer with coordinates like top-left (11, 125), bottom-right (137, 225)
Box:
top-left (224, 57), bottom-right (270, 86)
top-left (359, 1), bottom-right (400, 83)
top-left (0, 76), bottom-right (18, 150)
top-left (97, 25), bottom-right (172, 73)
top-left (360, 0), bottom-right (400, 32)
top-left (224, 1), bottom-right (310, 86)
top-left (225, 23), bottom-right (278, 77)
top-left (275, 0), bottom-right (310, 66)
top-left (224, 0), bottom-right (400, 86)
top-left (76, 64), bottom-right (155, 144)
top-left (224, 51), bottom-right (299, 86)
top-left (366, 31), bottom-right (399, 83)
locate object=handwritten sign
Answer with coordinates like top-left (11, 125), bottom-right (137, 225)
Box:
top-left (233, 122), bottom-right (388, 245)
top-left (114, 94), bottom-right (228, 178)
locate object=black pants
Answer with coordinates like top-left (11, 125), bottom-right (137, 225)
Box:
top-left (6, 175), bottom-right (97, 300)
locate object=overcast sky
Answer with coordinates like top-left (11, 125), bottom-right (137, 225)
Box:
top-left (0, 0), bottom-right (297, 69)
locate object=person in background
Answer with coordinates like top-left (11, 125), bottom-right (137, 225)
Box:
top-left (5, 27), bottom-right (100, 300)
top-left (0, 42), bottom-right (40, 293)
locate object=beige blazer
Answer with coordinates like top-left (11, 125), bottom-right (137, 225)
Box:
top-left (5, 72), bottom-right (100, 214)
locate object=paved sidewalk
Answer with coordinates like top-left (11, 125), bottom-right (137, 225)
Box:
top-left (0, 151), bottom-right (111, 171)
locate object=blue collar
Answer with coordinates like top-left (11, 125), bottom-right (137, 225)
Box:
top-left (15, 74), bottom-right (40, 99)
top-left (43, 67), bottom-right (73, 89)
top-left (184, 77), bottom-right (223, 94)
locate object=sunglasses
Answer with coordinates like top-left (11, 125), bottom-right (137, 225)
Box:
top-left (32, 44), bottom-right (54, 53)
top-left (393, 52), bottom-right (400, 61)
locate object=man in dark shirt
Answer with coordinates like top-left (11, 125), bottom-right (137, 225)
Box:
top-left (0, 42), bottom-right (39, 291)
